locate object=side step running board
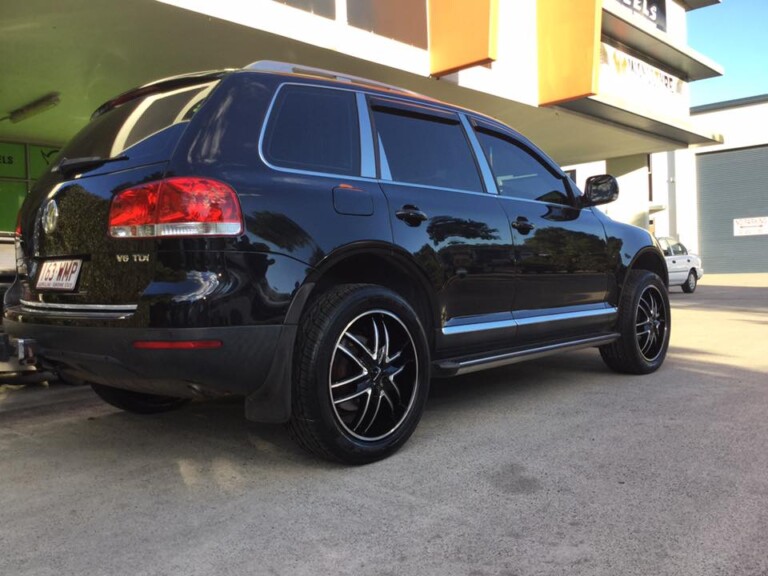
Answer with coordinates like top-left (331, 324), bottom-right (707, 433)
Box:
top-left (432, 333), bottom-right (620, 377)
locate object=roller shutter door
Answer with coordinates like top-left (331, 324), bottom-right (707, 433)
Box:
top-left (697, 146), bottom-right (768, 273)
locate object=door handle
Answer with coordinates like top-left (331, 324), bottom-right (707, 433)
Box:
top-left (511, 217), bottom-right (535, 234)
top-left (395, 205), bottom-right (428, 227)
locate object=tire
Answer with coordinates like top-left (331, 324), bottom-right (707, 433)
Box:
top-left (288, 284), bottom-right (430, 464)
top-left (90, 383), bottom-right (189, 414)
top-left (600, 270), bottom-right (670, 374)
top-left (682, 270), bottom-right (697, 293)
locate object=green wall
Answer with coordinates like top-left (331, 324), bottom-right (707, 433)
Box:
top-left (0, 141), bottom-right (60, 231)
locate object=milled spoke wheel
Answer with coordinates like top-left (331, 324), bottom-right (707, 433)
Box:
top-left (634, 285), bottom-right (667, 362)
top-left (600, 270), bottom-right (671, 374)
top-left (330, 311), bottom-right (418, 441)
top-left (289, 284), bottom-right (430, 464)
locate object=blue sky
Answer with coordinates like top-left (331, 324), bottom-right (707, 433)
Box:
top-left (688, 0), bottom-right (768, 106)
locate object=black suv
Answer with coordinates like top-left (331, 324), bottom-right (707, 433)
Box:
top-left (4, 62), bottom-right (670, 463)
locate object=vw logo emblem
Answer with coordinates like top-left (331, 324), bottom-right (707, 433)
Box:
top-left (42, 199), bottom-right (59, 234)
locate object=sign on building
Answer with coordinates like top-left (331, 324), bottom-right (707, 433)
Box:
top-left (733, 217), bottom-right (768, 237)
top-left (599, 43), bottom-right (686, 116)
top-left (614, 0), bottom-right (667, 32)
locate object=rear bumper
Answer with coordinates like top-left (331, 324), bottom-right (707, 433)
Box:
top-left (2, 318), bottom-right (295, 422)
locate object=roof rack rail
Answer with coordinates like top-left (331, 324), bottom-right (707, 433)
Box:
top-left (244, 60), bottom-right (421, 96)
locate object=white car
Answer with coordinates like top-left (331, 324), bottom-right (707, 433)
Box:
top-left (657, 236), bottom-right (704, 293)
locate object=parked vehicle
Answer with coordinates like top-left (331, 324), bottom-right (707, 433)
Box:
top-left (3, 62), bottom-right (670, 463)
top-left (657, 236), bottom-right (703, 293)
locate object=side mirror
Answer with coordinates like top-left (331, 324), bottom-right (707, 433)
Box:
top-left (583, 175), bottom-right (619, 207)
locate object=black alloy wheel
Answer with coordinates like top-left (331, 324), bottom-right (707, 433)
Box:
top-left (289, 284), bottom-right (429, 464)
top-left (329, 310), bottom-right (418, 442)
top-left (600, 270), bottom-right (671, 374)
top-left (634, 284), bottom-right (668, 363)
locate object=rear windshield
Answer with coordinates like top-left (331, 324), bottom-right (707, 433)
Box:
top-left (55, 81), bottom-right (219, 162)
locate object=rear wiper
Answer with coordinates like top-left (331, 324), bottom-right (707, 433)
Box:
top-left (54, 155), bottom-right (129, 177)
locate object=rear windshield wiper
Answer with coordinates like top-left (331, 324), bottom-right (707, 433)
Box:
top-left (54, 155), bottom-right (129, 177)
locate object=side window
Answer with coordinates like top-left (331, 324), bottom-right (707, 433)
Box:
top-left (475, 128), bottom-right (570, 205)
top-left (371, 105), bottom-right (483, 192)
top-left (672, 242), bottom-right (686, 256)
top-left (263, 85), bottom-right (360, 176)
top-left (658, 238), bottom-right (672, 256)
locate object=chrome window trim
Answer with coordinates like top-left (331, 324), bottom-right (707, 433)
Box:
top-left (369, 100), bottom-right (488, 195)
top-left (356, 92), bottom-right (376, 178)
top-left (258, 82), bottom-right (365, 180)
top-left (377, 179), bottom-right (495, 198)
top-left (442, 307), bottom-right (617, 336)
top-left (460, 113), bottom-right (499, 195)
top-left (257, 81), bottom-right (497, 195)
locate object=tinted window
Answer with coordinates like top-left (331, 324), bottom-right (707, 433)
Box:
top-left (264, 85), bottom-right (360, 176)
top-left (372, 106), bottom-right (482, 192)
top-left (56, 82), bottom-right (218, 161)
top-left (476, 128), bottom-right (570, 205)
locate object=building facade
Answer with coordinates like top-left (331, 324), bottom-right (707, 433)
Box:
top-left (1, 0), bottom-right (723, 232)
top-left (650, 96), bottom-right (768, 273)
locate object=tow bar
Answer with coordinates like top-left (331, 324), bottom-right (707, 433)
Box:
top-left (0, 333), bottom-right (37, 366)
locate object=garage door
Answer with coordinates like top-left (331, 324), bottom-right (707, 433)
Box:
top-left (697, 145), bottom-right (768, 273)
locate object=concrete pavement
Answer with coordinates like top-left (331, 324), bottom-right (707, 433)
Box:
top-left (1, 274), bottom-right (767, 576)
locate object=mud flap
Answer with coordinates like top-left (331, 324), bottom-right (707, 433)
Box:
top-left (244, 324), bottom-right (297, 423)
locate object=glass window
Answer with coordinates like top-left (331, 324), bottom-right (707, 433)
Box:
top-left (56, 81), bottom-right (218, 161)
top-left (372, 106), bottom-right (482, 192)
top-left (475, 128), bottom-right (570, 205)
top-left (263, 85), bottom-right (360, 176)
top-left (658, 237), bottom-right (672, 256)
top-left (348, 0), bottom-right (428, 49)
top-left (274, 0), bottom-right (335, 19)
top-left (671, 242), bottom-right (687, 256)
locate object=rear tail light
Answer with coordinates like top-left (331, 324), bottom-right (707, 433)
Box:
top-left (109, 177), bottom-right (242, 238)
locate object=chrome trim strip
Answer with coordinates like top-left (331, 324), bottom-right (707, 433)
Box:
top-left (441, 334), bottom-right (620, 376)
top-left (20, 299), bottom-right (137, 312)
top-left (515, 307), bottom-right (617, 327)
top-left (356, 92), bottom-right (376, 178)
top-left (442, 307), bottom-right (617, 336)
top-left (17, 309), bottom-right (133, 320)
top-left (460, 113), bottom-right (499, 195)
top-left (443, 318), bottom-right (516, 336)
top-left (377, 179), bottom-right (491, 197)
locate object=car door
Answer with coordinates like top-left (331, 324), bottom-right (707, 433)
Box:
top-left (366, 96), bottom-right (515, 353)
top-left (670, 241), bottom-right (694, 283)
top-left (469, 118), bottom-right (614, 343)
top-left (658, 237), bottom-right (686, 284)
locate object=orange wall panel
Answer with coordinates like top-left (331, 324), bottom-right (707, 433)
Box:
top-left (538, 0), bottom-right (602, 106)
top-left (429, 0), bottom-right (499, 77)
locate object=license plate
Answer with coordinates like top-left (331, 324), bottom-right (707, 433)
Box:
top-left (36, 259), bottom-right (83, 291)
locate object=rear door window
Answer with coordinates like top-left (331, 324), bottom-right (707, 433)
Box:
top-left (262, 85), bottom-right (360, 176)
top-left (370, 100), bottom-right (483, 192)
